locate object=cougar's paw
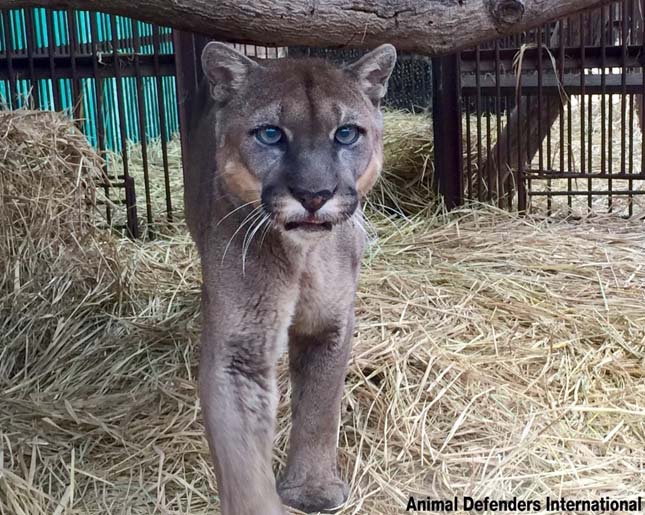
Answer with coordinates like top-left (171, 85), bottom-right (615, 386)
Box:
top-left (277, 475), bottom-right (349, 513)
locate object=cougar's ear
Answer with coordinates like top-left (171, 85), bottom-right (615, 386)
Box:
top-left (347, 44), bottom-right (397, 106)
top-left (201, 42), bottom-right (258, 105)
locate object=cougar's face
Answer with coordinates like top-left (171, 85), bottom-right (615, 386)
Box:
top-left (202, 43), bottom-right (396, 236)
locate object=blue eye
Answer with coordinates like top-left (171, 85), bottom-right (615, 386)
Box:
top-left (255, 126), bottom-right (283, 145)
top-left (335, 125), bottom-right (360, 145)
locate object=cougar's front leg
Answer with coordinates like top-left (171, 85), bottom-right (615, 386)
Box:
top-left (278, 315), bottom-right (354, 513)
top-left (199, 292), bottom-right (288, 515)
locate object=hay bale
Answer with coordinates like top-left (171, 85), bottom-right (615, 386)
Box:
top-left (0, 111), bottom-right (122, 301)
top-left (0, 111), bottom-right (124, 412)
top-left (0, 111), bottom-right (103, 242)
top-left (374, 110), bottom-right (484, 216)
top-left (370, 110), bottom-right (436, 216)
top-left (0, 110), bottom-right (201, 514)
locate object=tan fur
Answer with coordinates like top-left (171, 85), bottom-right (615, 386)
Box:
top-left (356, 151), bottom-right (383, 197)
top-left (220, 158), bottom-right (262, 203)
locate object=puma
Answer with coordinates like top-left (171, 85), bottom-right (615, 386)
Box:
top-left (184, 42), bottom-right (396, 514)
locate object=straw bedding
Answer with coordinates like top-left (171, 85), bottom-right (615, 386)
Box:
top-left (1, 111), bottom-right (644, 514)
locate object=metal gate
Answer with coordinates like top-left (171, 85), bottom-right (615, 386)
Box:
top-left (447, 0), bottom-right (645, 216)
top-left (0, 8), bottom-right (179, 238)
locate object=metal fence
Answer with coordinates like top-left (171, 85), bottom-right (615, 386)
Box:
top-left (4, 2), bottom-right (645, 231)
top-left (455, 0), bottom-right (645, 216)
top-left (1, 12), bottom-right (433, 239)
top-left (0, 8), bottom-right (180, 237)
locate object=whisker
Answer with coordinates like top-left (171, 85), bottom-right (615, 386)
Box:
top-left (216, 200), bottom-right (259, 228)
top-left (240, 208), bottom-right (267, 255)
top-left (242, 214), bottom-right (271, 275)
top-left (364, 200), bottom-right (410, 221)
top-left (259, 217), bottom-right (274, 250)
top-left (241, 210), bottom-right (262, 252)
top-left (351, 211), bottom-right (377, 243)
top-left (221, 205), bottom-right (265, 265)
top-left (241, 209), bottom-right (267, 259)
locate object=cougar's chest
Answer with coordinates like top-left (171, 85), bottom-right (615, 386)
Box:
top-left (290, 257), bottom-right (357, 336)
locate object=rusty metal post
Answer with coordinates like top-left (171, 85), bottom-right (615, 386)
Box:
top-left (124, 175), bottom-right (140, 238)
top-left (432, 53), bottom-right (464, 210)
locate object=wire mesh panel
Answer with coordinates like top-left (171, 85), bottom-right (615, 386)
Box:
top-left (461, 0), bottom-right (645, 216)
top-left (0, 7), bottom-right (180, 237)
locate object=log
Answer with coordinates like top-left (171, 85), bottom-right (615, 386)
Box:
top-left (0, 0), bottom-right (615, 55)
top-left (487, 0), bottom-right (525, 26)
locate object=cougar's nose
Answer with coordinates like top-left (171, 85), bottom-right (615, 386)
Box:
top-left (289, 187), bottom-right (334, 213)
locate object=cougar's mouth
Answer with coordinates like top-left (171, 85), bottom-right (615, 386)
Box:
top-left (284, 221), bottom-right (333, 232)
top-left (284, 215), bottom-right (333, 232)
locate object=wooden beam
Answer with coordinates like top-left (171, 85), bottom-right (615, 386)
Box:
top-left (0, 0), bottom-right (615, 56)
